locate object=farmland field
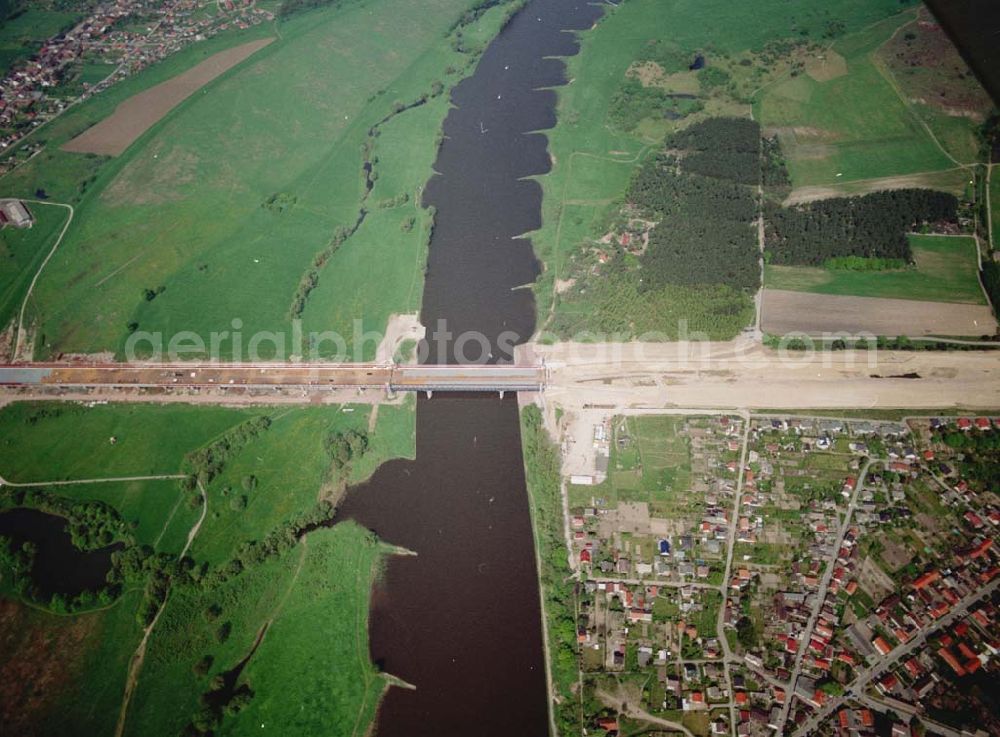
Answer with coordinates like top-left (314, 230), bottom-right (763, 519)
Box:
top-left (15, 0), bottom-right (504, 360)
top-left (764, 234), bottom-right (987, 304)
top-left (760, 289), bottom-right (996, 336)
top-left (62, 39), bottom-right (276, 157)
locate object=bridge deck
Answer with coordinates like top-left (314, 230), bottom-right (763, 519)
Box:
top-left (0, 363), bottom-right (545, 392)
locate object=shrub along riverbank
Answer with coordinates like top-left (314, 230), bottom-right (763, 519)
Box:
top-left (521, 405), bottom-right (581, 735)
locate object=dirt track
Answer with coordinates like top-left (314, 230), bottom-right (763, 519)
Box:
top-left (783, 169), bottom-right (968, 205)
top-left (62, 38), bottom-right (273, 156)
top-left (761, 289), bottom-right (997, 337)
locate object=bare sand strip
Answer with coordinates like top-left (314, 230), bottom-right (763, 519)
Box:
top-left (783, 169), bottom-right (968, 205)
top-left (761, 289), bottom-right (997, 337)
top-left (528, 339), bottom-right (1000, 476)
top-left (62, 38), bottom-right (273, 156)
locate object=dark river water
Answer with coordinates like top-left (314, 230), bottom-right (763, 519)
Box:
top-left (0, 507), bottom-right (120, 599)
top-left (334, 1), bottom-right (602, 735)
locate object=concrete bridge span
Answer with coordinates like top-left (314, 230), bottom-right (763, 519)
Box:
top-left (0, 362), bottom-right (546, 394)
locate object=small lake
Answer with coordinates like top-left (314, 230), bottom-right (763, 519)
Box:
top-left (0, 507), bottom-right (121, 599)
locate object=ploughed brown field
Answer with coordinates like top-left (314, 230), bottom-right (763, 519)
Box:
top-left (62, 38), bottom-right (273, 157)
top-left (761, 289), bottom-right (998, 337)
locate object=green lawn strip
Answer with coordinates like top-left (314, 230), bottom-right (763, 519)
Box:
top-left (991, 166), bottom-right (1000, 250)
top-left (764, 234), bottom-right (984, 303)
top-left (187, 406), bottom-right (367, 565)
top-left (520, 405), bottom-right (581, 736)
top-left (0, 402), bottom-right (261, 482)
top-left (0, 201), bottom-right (69, 329)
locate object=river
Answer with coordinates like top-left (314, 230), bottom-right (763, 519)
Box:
top-left (333, 1), bottom-right (602, 735)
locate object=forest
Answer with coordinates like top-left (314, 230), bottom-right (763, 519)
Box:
top-left (764, 189), bottom-right (959, 266)
top-left (631, 118), bottom-right (761, 291)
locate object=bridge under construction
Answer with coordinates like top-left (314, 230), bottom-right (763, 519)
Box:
top-left (0, 362), bottom-right (546, 395)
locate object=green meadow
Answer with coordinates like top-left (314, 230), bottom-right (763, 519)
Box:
top-left (45, 478), bottom-right (202, 554)
top-left (764, 234), bottom-right (986, 303)
top-left (0, 396), bottom-right (416, 736)
top-left (533, 0), bottom-right (916, 334)
top-left (754, 12), bottom-right (957, 186)
top-left (10, 0), bottom-right (505, 359)
top-left (0, 402), bottom-right (261, 481)
top-left (125, 522), bottom-right (385, 737)
top-left (217, 525), bottom-right (386, 737)
top-left (0, 201), bottom-right (69, 329)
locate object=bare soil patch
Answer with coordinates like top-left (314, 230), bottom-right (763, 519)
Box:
top-left (627, 61), bottom-right (700, 94)
top-left (880, 537), bottom-right (913, 572)
top-left (63, 38), bottom-right (274, 157)
top-left (761, 289), bottom-right (997, 337)
top-left (805, 51), bottom-right (847, 82)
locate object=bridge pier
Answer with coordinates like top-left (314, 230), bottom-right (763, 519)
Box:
top-left (498, 390), bottom-right (505, 399)
top-left (425, 389), bottom-right (433, 399)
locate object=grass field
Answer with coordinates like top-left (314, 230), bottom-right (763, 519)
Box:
top-left (0, 201), bottom-right (70, 330)
top-left (755, 11), bottom-right (959, 187)
top-left (8, 0), bottom-right (506, 360)
top-left (0, 402), bottom-right (264, 481)
top-left (568, 415), bottom-right (695, 518)
top-left (0, 397), bottom-right (417, 736)
top-left (764, 234), bottom-right (986, 303)
top-left (219, 525), bottom-right (386, 737)
top-left (190, 402), bottom-right (413, 565)
top-left (47, 478), bottom-right (202, 554)
top-left (126, 522), bottom-right (385, 737)
top-left (991, 166), bottom-right (1000, 251)
top-left (534, 0), bottom-right (916, 335)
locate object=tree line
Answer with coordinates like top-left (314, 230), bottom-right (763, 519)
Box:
top-left (764, 189), bottom-right (958, 266)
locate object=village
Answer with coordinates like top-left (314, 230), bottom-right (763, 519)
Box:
top-left (0, 0), bottom-right (273, 174)
top-left (559, 411), bottom-right (999, 737)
